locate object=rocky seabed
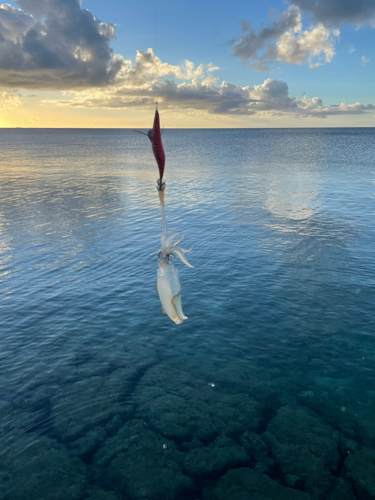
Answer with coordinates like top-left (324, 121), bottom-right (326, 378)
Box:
top-left (1, 351), bottom-right (375, 500)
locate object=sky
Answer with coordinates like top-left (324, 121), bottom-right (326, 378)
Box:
top-left (0, 0), bottom-right (374, 127)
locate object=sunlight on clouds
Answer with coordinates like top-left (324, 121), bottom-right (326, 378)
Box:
top-left (232, 6), bottom-right (339, 69)
top-left (40, 50), bottom-right (375, 122)
top-left (117, 49), bottom-right (220, 85)
top-left (277, 23), bottom-right (340, 68)
top-left (0, 89), bottom-right (21, 108)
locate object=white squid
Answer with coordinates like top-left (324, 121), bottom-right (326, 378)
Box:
top-left (155, 181), bottom-right (193, 324)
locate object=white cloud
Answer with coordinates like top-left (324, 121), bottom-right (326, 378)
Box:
top-left (360, 55), bottom-right (370, 65)
top-left (277, 23), bottom-right (340, 68)
top-left (231, 6), bottom-right (339, 69)
top-left (118, 49), bottom-right (219, 86)
top-left (348, 44), bottom-right (355, 53)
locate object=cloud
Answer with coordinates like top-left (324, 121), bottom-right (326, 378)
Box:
top-left (360, 55), bottom-right (370, 64)
top-left (276, 22), bottom-right (339, 68)
top-left (0, 89), bottom-right (21, 108)
top-left (0, 1), bottom-right (219, 91)
top-left (42, 52), bottom-right (375, 120)
top-left (118, 49), bottom-right (219, 86)
top-left (0, 0), bottom-right (125, 89)
top-left (289, 0), bottom-right (375, 27)
top-left (0, 4), bottom-right (35, 42)
top-left (231, 6), bottom-right (339, 69)
top-left (232, 6), bottom-right (301, 62)
top-left (348, 44), bottom-right (355, 53)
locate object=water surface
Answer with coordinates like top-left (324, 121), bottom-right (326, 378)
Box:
top-left (0, 128), bottom-right (375, 499)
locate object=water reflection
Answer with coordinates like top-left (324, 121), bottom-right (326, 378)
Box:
top-left (265, 175), bottom-right (320, 222)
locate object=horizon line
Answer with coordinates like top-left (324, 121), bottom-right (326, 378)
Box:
top-left (2, 126), bottom-right (375, 130)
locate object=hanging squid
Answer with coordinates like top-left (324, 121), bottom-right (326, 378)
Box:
top-left (134, 104), bottom-right (193, 324)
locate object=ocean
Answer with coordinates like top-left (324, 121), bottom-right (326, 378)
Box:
top-left (0, 128), bottom-right (374, 499)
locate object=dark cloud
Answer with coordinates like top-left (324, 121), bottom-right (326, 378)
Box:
top-left (289, 0), bottom-right (375, 27)
top-left (0, 0), bottom-right (125, 89)
top-left (0, 4), bottom-right (35, 42)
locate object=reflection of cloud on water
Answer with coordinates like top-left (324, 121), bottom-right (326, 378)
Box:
top-left (265, 175), bottom-right (320, 223)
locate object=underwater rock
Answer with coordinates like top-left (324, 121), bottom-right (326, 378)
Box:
top-left (104, 415), bottom-right (123, 435)
top-left (263, 406), bottom-right (341, 499)
top-left (313, 377), bottom-right (351, 398)
top-left (181, 436), bottom-right (204, 451)
top-left (12, 383), bottom-right (58, 411)
top-left (85, 486), bottom-right (119, 500)
top-left (183, 435), bottom-right (249, 478)
top-left (51, 362), bottom-right (150, 443)
top-left (51, 375), bottom-right (121, 442)
top-left (343, 447), bottom-right (375, 499)
top-left (296, 389), bottom-right (361, 441)
top-left (0, 399), bottom-right (47, 441)
top-left (164, 356), bottom-right (284, 404)
top-left (92, 419), bottom-right (145, 469)
top-left (357, 406), bottom-right (375, 447)
top-left (239, 431), bottom-right (273, 473)
top-left (285, 474), bottom-right (301, 488)
top-left (135, 363), bottom-right (263, 441)
top-left (338, 436), bottom-right (361, 457)
top-left (104, 428), bottom-right (194, 500)
top-left (327, 478), bottom-right (356, 500)
top-left (201, 467), bottom-right (312, 499)
top-left (0, 433), bottom-right (87, 500)
top-left (67, 425), bottom-right (107, 459)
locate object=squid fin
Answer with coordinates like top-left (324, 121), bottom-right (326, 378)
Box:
top-left (171, 292), bottom-right (188, 323)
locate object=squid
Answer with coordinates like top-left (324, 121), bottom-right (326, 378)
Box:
top-left (134, 104), bottom-right (193, 324)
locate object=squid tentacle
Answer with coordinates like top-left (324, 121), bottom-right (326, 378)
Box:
top-left (174, 246), bottom-right (194, 268)
top-left (173, 235), bottom-right (184, 247)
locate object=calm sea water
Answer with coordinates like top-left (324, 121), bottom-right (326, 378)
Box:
top-left (0, 128), bottom-right (374, 500)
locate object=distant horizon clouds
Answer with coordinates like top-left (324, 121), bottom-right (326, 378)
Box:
top-left (43, 52), bottom-right (375, 120)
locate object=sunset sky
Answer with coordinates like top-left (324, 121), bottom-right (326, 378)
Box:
top-left (0, 0), bottom-right (374, 128)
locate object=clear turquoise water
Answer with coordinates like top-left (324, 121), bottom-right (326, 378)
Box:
top-left (0, 128), bottom-right (374, 500)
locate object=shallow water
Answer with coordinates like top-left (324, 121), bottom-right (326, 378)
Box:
top-left (0, 128), bottom-right (375, 499)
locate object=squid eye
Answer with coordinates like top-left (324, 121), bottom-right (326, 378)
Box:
top-left (168, 253), bottom-right (175, 263)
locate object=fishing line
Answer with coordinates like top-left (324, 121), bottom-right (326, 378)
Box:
top-left (154, 1), bottom-right (158, 106)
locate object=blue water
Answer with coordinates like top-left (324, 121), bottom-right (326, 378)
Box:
top-left (0, 128), bottom-right (375, 500)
